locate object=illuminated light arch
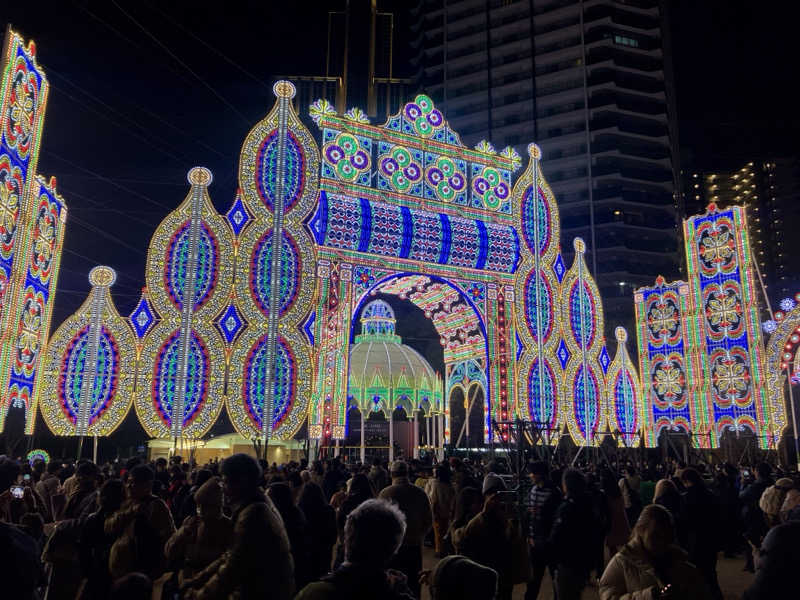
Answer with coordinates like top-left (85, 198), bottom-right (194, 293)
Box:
top-left (349, 272), bottom-right (488, 440)
top-left (38, 266), bottom-right (135, 436)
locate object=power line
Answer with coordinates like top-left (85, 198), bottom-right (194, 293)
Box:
top-left (144, 1), bottom-right (273, 93)
top-left (45, 151), bottom-right (176, 212)
top-left (111, 0), bottom-right (252, 125)
top-left (68, 214), bottom-right (147, 257)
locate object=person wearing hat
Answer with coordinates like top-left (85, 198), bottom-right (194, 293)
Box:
top-left (165, 476), bottom-right (233, 585)
top-left (421, 554), bottom-right (498, 600)
top-left (378, 461), bottom-right (433, 598)
top-left (453, 473), bottom-right (525, 600)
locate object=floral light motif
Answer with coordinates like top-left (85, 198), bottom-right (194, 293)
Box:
top-left (472, 166), bottom-right (509, 210)
top-left (323, 132), bottom-right (371, 183)
top-left (647, 298), bottom-right (679, 342)
top-left (5, 56), bottom-right (39, 159)
top-left (404, 94), bottom-right (444, 137)
top-left (343, 107), bottom-right (370, 124)
top-left (380, 145), bottom-right (422, 193)
top-left (710, 348), bottom-right (751, 405)
top-left (353, 266), bottom-right (375, 291)
top-left (309, 99), bottom-right (336, 125)
top-left (652, 360), bottom-right (685, 403)
top-left (425, 155), bottom-right (466, 202)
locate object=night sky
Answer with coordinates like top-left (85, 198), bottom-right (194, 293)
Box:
top-left (2, 1), bottom-right (798, 451)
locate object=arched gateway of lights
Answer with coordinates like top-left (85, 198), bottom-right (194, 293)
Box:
top-left (0, 29), bottom-right (792, 460)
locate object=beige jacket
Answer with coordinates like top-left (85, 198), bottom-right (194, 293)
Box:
top-left (599, 542), bottom-right (709, 600)
top-left (378, 477), bottom-right (433, 547)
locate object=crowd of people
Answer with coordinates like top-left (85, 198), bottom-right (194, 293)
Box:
top-left (1, 450), bottom-right (799, 599)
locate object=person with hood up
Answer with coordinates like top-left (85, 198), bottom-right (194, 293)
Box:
top-left (600, 504), bottom-right (709, 600)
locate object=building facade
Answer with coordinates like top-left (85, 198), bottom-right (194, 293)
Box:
top-left (415, 0), bottom-right (681, 334)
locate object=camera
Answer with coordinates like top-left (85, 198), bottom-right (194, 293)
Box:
top-left (10, 485), bottom-right (24, 499)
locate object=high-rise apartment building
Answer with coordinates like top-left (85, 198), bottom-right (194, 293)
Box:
top-left (683, 158), bottom-right (800, 303)
top-left (415, 0), bottom-right (680, 333)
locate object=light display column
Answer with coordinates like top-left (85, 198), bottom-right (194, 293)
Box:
top-left (512, 145), bottom-right (564, 442)
top-left (38, 266), bottom-right (135, 439)
top-left (684, 204), bottom-right (771, 447)
top-left (0, 31), bottom-right (67, 433)
top-left (634, 277), bottom-right (699, 447)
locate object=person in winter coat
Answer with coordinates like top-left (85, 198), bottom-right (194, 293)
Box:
top-left (378, 460), bottom-right (433, 598)
top-left (758, 477), bottom-right (793, 527)
top-left (739, 462), bottom-right (773, 571)
top-left (456, 473), bottom-right (526, 600)
top-left (35, 461), bottom-right (62, 522)
top-left (295, 499), bottom-right (415, 600)
top-left (618, 466), bottom-right (643, 525)
top-left (428, 463), bottom-right (456, 557)
top-left (105, 464), bottom-right (176, 580)
top-left (678, 468), bottom-right (722, 600)
top-left (524, 461), bottom-right (562, 600)
top-left (268, 482), bottom-right (313, 590)
top-left (181, 454), bottom-right (295, 600)
top-left (547, 469), bottom-right (599, 600)
top-left (298, 482), bottom-right (337, 580)
top-left (599, 504), bottom-right (709, 600)
top-left (780, 488), bottom-right (800, 522)
top-left (334, 473), bottom-right (374, 567)
top-left (78, 479), bottom-right (125, 600)
top-left (164, 476), bottom-right (233, 586)
top-left (601, 468), bottom-right (630, 559)
top-left (653, 479), bottom-right (683, 542)
top-left (743, 520), bottom-right (800, 600)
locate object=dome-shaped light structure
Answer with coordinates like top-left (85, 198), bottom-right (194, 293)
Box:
top-left (349, 300), bottom-right (443, 418)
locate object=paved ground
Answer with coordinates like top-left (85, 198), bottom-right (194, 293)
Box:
top-left (420, 547), bottom-right (753, 599)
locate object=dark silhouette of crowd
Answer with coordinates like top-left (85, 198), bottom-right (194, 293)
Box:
top-left (1, 450), bottom-right (799, 600)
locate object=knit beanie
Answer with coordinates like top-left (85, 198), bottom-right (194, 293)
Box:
top-left (194, 476), bottom-right (223, 508)
top-left (432, 555), bottom-right (497, 600)
top-left (482, 472), bottom-right (506, 496)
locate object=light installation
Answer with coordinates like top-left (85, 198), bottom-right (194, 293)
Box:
top-left (0, 30), bottom-right (67, 433)
top-left (38, 266), bottom-right (134, 436)
top-left (635, 203), bottom-right (785, 449)
top-left (40, 83), bottom-right (645, 448)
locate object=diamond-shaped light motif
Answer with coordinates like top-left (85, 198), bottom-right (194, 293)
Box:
top-left (216, 303), bottom-right (246, 344)
top-left (303, 311), bottom-right (316, 346)
top-left (599, 345), bottom-right (610, 374)
top-left (225, 193), bottom-right (251, 237)
top-left (553, 253), bottom-right (566, 283)
top-left (557, 338), bottom-right (571, 369)
top-left (129, 294), bottom-right (156, 339)
top-left (515, 330), bottom-right (524, 361)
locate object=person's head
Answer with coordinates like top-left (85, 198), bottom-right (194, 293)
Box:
top-left (76, 461), bottom-right (100, 490)
top-left (624, 465), bottom-right (637, 477)
top-left (562, 468), bottom-right (586, 499)
top-left (679, 467), bottom-right (703, 488)
top-left (127, 465), bottom-right (155, 501)
top-left (111, 573), bottom-right (152, 600)
top-left (0, 456), bottom-right (21, 493)
top-left (390, 460), bottom-right (408, 479)
top-left (99, 478), bottom-right (125, 512)
top-left (435, 463), bottom-right (452, 484)
top-left (298, 481), bottom-right (326, 514)
top-left (481, 473), bottom-right (506, 498)
top-left (756, 461), bottom-right (773, 480)
top-left (631, 504), bottom-right (675, 558)
top-left (654, 478), bottom-right (678, 501)
top-left (348, 473), bottom-right (374, 499)
top-left (155, 457), bottom-right (167, 471)
top-left (527, 461), bottom-right (548, 486)
top-left (267, 482), bottom-right (295, 517)
top-left (431, 555), bottom-right (498, 600)
top-left (46, 461), bottom-right (61, 475)
top-left (599, 467), bottom-right (621, 499)
top-left (756, 521), bottom-right (800, 573)
top-left (220, 453), bottom-right (262, 503)
top-left (193, 468), bottom-right (213, 489)
top-left (194, 476), bottom-right (224, 517)
top-left (344, 499), bottom-right (406, 567)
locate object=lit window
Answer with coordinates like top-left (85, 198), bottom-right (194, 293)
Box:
top-left (613, 35), bottom-right (639, 48)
